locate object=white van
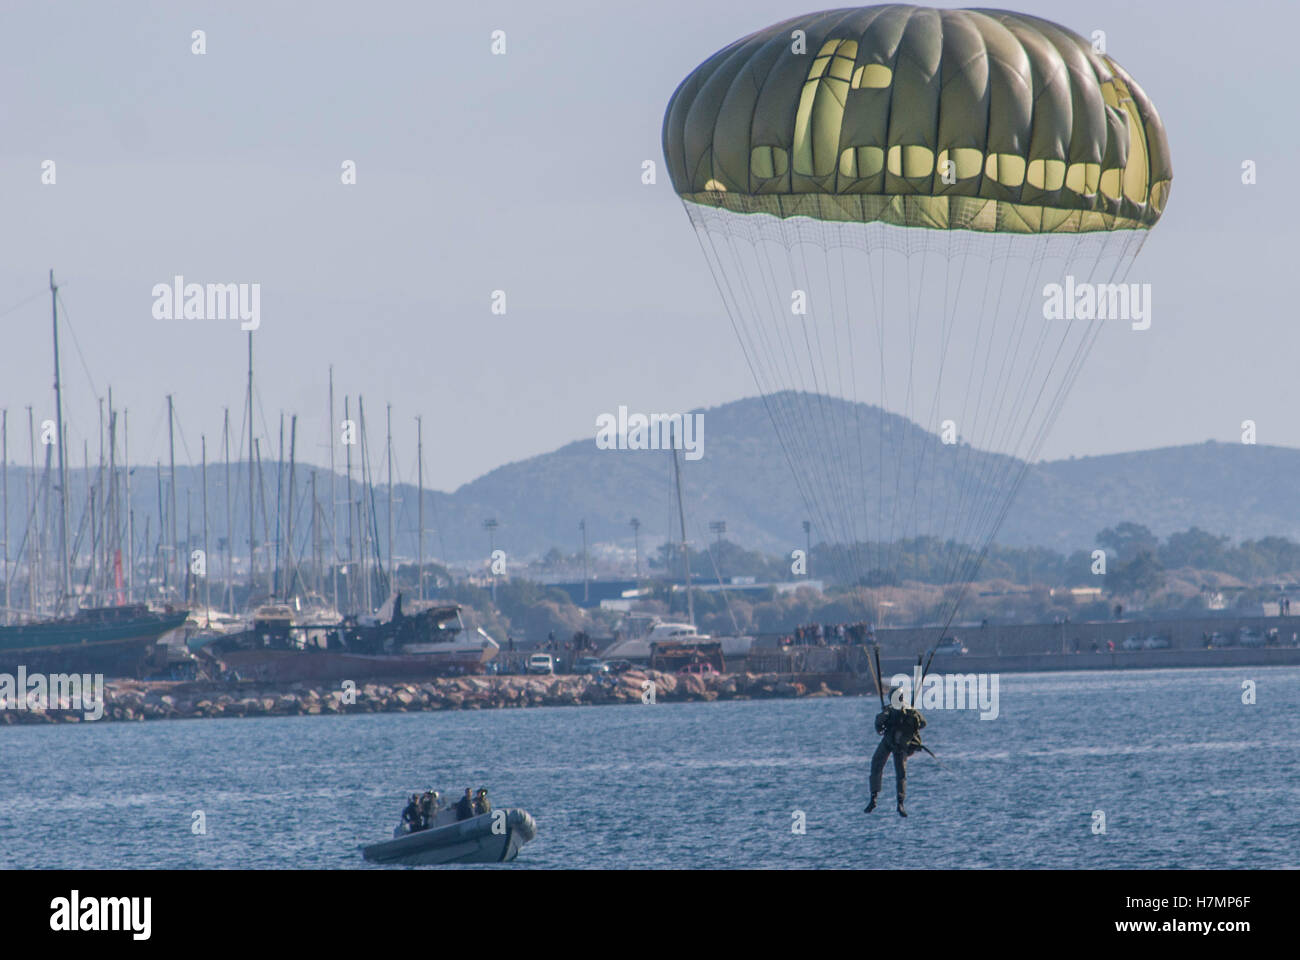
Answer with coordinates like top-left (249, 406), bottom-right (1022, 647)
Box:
top-left (527, 653), bottom-right (555, 675)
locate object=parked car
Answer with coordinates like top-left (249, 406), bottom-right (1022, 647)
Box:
top-left (574, 656), bottom-right (609, 676)
top-left (1143, 635), bottom-right (1171, 650)
top-left (1207, 631), bottom-right (1232, 648)
top-left (678, 661), bottom-right (718, 676)
top-left (604, 659), bottom-right (634, 674)
top-left (1121, 635), bottom-right (1143, 651)
top-left (933, 636), bottom-right (967, 655)
top-left (527, 653), bottom-right (555, 675)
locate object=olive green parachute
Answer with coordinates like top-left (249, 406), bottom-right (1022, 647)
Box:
top-left (663, 5), bottom-right (1171, 233)
top-left (663, 6), bottom-right (1172, 630)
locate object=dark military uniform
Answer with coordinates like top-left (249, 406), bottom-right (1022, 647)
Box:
top-left (419, 791), bottom-right (438, 827)
top-left (869, 704), bottom-right (926, 811)
top-left (401, 795), bottom-right (423, 832)
top-left (456, 790), bottom-right (475, 821)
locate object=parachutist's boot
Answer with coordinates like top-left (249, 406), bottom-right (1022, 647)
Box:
top-left (865, 794), bottom-right (878, 813)
top-left (897, 799), bottom-right (907, 817)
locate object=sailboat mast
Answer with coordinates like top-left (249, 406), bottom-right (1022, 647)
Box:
top-left (167, 394), bottom-right (177, 596)
top-left (2, 408), bottom-right (8, 624)
top-left (358, 396), bottom-right (371, 612)
top-left (256, 438), bottom-right (272, 598)
top-left (328, 368), bottom-right (338, 612)
top-left (343, 395), bottom-right (353, 613)
top-left (223, 408), bottom-right (232, 614)
top-left (247, 332), bottom-right (256, 596)
top-left (416, 415), bottom-right (423, 603)
top-left (107, 398), bottom-right (117, 604)
top-left (672, 446), bottom-right (694, 626)
top-left (286, 414), bottom-right (297, 599)
top-left (274, 413), bottom-right (283, 596)
top-left (97, 397), bottom-right (105, 600)
top-left (25, 407), bottom-right (36, 614)
top-left (185, 488), bottom-right (192, 604)
top-left (155, 461), bottom-right (165, 591)
top-left (50, 270), bottom-right (71, 613)
top-left (124, 410), bottom-right (133, 604)
top-left (311, 469), bottom-right (319, 596)
top-left (202, 435), bottom-right (210, 625)
top-left (385, 402), bottom-right (393, 600)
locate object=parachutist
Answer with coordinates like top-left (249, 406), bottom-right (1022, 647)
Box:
top-left (868, 692), bottom-right (926, 815)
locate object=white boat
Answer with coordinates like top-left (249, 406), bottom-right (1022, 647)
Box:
top-left (602, 617), bottom-right (753, 662)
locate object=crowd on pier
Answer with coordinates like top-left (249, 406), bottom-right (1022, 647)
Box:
top-left (781, 621), bottom-right (874, 647)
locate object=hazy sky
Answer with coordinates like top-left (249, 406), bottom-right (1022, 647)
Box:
top-left (0, 0), bottom-right (1293, 492)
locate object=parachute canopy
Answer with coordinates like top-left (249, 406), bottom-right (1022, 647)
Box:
top-left (663, 5), bottom-right (1171, 233)
top-left (664, 5), bottom-right (1171, 627)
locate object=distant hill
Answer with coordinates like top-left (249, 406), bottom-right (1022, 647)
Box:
top-left (4, 395), bottom-right (1298, 567)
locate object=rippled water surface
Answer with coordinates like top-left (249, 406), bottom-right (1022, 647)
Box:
top-left (2, 667), bottom-right (1296, 868)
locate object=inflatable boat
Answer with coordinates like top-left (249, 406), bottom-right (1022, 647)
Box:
top-left (361, 807), bottom-right (537, 866)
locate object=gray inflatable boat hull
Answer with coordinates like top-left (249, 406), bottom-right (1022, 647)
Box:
top-left (361, 808), bottom-right (537, 866)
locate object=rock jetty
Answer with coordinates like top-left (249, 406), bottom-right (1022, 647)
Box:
top-left (0, 670), bottom-right (853, 725)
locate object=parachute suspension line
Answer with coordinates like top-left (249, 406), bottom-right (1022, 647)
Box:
top-left (772, 213), bottom-right (862, 590)
top-left (786, 216), bottom-right (847, 571)
top-left (689, 194), bottom-right (1152, 643)
top-left (904, 226), bottom-right (1013, 613)
top-left (687, 204), bottom-right (846, 583)
top-left (938, 228), bottom-right (1081, 601)
top-left (765, 213), bottom-right (856, 572)
top-left (897, 226), bottom-right (969, 601)
top-left (946, 234), bottom-right (1039, 563)
top-left (939, 228), bottom-right (1149, 629)
top-left (916, 228), bottom-right (963, 571)
top-left (809, 205), bottom-right (872, 595)
top-left (905, 225), bottom-right (995, 619)
top-left (939, 230), bottom-right (1010, 572)
top-left (836, 213), bottom-right (873, 612)
top-left (936, 230), bottom-right (1083, 625)
top-left (883, 218), bottom-right (930, 594)
top-left (934, 231), bottom-right (1055, 605)
top-left (961, 230), bottom-right (1110, 578)
top-left (933, 230), bottom-right (986, 578)
top-left (807, 209), bottom-right (871, 582)
top-left (685, 206), bottom-right (820, 547)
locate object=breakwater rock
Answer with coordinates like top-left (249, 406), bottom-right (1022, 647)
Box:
top-left (0, 671), bottom-right (853, 725)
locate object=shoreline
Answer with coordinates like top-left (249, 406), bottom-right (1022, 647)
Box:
top-left (6, 647), bottom-right (1299, 726)
top-left (0, 670), bottom-right (855, 725)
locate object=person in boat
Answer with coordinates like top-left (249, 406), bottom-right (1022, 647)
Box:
top-left (402, 794), bottom-right (424, 832)
top-left (420, 790), bottom-right (441, 826)
top-left (473, 787), bottom-right (491, 816)
top-left (456, 788), bottom-right (475, 820)
top-left (865, 689), bottom-right (927, 818)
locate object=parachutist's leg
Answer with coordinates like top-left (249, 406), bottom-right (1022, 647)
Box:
top-left (893, 748), bottom-right (908, 816)
top-left (866, 738), bottom-right (890, 812)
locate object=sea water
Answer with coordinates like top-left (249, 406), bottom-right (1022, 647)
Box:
top-left (1, 667), bottom-right (1296, 868)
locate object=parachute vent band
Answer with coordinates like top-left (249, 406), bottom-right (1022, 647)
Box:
top-left (678, 191), bottom-right (1163, 234)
